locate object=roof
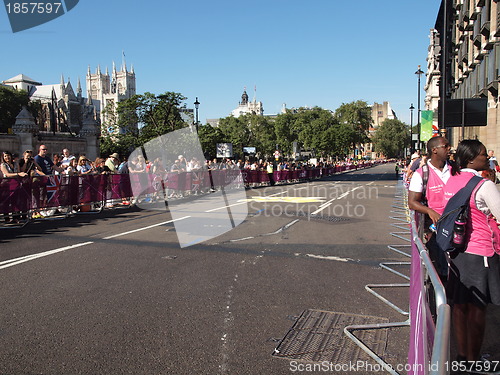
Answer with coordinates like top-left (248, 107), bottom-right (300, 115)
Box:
top-left (3, 74), bottom-right (42, 85)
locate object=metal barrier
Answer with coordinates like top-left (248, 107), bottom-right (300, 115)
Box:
top-left (344, 180), bottom-right (451, 375)
top-left (409, 211), bottom-right (450, 375)
top-left (344, 181), bottom-right (410, 375)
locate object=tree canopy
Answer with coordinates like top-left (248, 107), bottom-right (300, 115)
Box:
top-left (371, 118), bottom-right (410, 158)
top-left (0, 86), bottom-right (31, 133)
top-left (333, 100), bottom-right (372, 145)
top-left (100, 92), bottom-right (189, 157)
top-left (98, 92), bottom-right (405, 161)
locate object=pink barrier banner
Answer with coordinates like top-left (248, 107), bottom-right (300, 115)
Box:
top-left (408, 215), bottom-right (435, 375)
top-left (0, 162), bottom-right (386, 214)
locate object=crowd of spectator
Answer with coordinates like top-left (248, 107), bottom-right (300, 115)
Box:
top-left (1, 145), bottom-right (377, 224)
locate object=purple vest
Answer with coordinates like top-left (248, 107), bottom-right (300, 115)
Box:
top-left (416, 165), bottom-right (446, 215)
top-left (443, 172), bottom-right (500, 257)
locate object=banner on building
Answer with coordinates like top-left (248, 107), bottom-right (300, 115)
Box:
top-left (216, 143), bottom-right (233, 158)
top-left (420, 110), bottom-right (434, 142)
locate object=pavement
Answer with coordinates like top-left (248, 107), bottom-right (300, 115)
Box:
top-left (0, 163), bottom-right (497, 375)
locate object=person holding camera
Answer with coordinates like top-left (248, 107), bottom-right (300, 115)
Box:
top-left (18, 150), bottom-right (45, 177)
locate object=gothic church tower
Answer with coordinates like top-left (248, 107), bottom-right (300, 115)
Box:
top-left (86, 59), bottom-right (136, 131)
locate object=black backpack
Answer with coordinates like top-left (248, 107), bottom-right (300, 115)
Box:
top-left (435, 175), bottom-right (483, 253)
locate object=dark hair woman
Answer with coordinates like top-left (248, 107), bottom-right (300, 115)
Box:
top-left (441, 139), bottom-right (500, 365)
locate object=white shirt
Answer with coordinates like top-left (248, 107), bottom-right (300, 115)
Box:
top-left (61, 155), bottom-right (75, 166)
top-left (408, 160), bottom-right (451, 193)
top-left (460, 168), bottom-right (500, 220)
top-left (489, 156), bottom-right (497, 170)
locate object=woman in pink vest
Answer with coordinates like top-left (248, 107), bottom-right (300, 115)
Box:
top-left (442, 139), bottom-right (500, 367)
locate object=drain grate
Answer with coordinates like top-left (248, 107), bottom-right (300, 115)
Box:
top-left (273, 309), bottom-right (389, 364)
top-left (288, 211), bottom-right (352, 223)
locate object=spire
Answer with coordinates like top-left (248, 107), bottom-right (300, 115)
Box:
top-left (97, 65), bottom-right (101, 75)
top-left (60, 74), bottom-right (65, 86)
top-left (241, 87), bottom-right (248, 105)
top-left (112, 61), bottom-right (117, 75)
top-left (105, 66), bottom-right (109, 76)
top-left (122, 50), bottom-right (127, 72)
top-left (77, 77), bottom-right (82, 96)
top-left (87, 65), bottom-right (91, 76)
top-left (130, 64), bottom-right (134, 74)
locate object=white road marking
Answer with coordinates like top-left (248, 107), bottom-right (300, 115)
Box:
top-left (2, 179), bottom-right (368, 269)
top-left (1, 217), bottom-right (191, 270)
top-left (310, 186), bottom-right (362, 215)
top-left (102, 216), bottom-right (191, 239)
top-left (0, 242), bottom-right (94, 270)
top-left (305, 254), bottom-right (354, 262)
top-left (268, 191), bottom-right (289, 196)
top-left (205, 202), bottom-right (247, 213)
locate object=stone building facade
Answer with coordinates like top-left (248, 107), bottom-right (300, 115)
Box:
top-left (230, 88), bottom-right (264, 117)
top-left (426, 0), bottom-right (500, 151)
top-left (0, 60), bottom-right (135, 159)
top-left (86, 62), bottom-right (136, 131)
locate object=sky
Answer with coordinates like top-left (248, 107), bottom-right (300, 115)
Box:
top-left (0, 0), bottom-right (442, 126)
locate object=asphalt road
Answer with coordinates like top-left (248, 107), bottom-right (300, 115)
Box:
top-left (0, 164), bottom-right (496, 375)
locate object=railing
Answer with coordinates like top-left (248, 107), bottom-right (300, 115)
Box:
top-left (409, 211), bottom-right (451, 375)
top-left (0, 162), bottom-right (386, 217)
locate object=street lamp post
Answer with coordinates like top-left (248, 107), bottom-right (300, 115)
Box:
top-left (409, 103), bottom-right (415, 156)
top-left (194, 97), bottom-right (200, 132)
top-left (415, 65), bottom-right (424, 151)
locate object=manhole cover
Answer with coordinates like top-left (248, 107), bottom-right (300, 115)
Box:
top-left (273, 309), bottom-right (388, 363)
top-left (288, 211), bottom-right (351, 223)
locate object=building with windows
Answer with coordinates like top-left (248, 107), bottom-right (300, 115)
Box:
top-left (364, 102), bottom-right (397, 159)
top-left (0, 59), bottom-right (135, 158)
top-left (230, 88), bottom-right (263, 117)
top-left (86, 61), bottom-right (136, 131)
top-left (2, 74), bottom-right (93, 135)
top-left (426, 0), bottom-right (500, 150)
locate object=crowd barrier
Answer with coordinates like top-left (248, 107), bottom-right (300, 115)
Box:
top-left (409, 211), bottom-right (450, 375)
top-left (0, 161), bottom-right (385, 215)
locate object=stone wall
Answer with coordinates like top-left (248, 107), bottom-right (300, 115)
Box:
top-left (0, 133), bottom-right (92, 159)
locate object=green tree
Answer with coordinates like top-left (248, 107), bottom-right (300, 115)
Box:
top-left (248, 114), bottom-right (276, 158)
top-left (324, 122), bottom-right (355, 157)
top-left (273, 110), bottom-right (299, 155)
top-left (0, 86), bottom-right (30, 133)
top-left (99, 92), bottom-right (190, 157)
top-left (372, 118), bottom-right (410, 158)
top-left (333, 100), bottom-right (372, 146)
top-left (99, 101), bottom-right (140, 157)
top-left (197, 124), bottom-right (225, 159)
top-left (136, 92), bottom-right (188, 143)
top-left (295, 107), bottom-right (336, 156)
top-left (217, 115), bottom-right (251, 154)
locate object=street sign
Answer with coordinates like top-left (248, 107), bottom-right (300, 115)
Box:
top-left (216, 143), bottom-right (233, 158)
top-left (438, 98), bottom-right (487, 127)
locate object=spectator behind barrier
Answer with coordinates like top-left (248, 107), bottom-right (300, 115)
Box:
top-left (18, 150), bottom-right (44, 177)
top-left (408, 136), bottom-right (452, 279)
top-left (106, 153), bottom-right (119, 173)
top-left (34, 145), bottom-right (64, 175)
top-left (60, 148), bottom-right (76, 169)
top-left (442, 139), bottom-right (500, 366)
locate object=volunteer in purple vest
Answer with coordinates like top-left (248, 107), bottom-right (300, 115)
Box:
top-left (408, 136), bottom-right (452, 278)
top-left (443, 139), bottom-right (500, 365)
top-left (408, 136), bottom-right (452, 221)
